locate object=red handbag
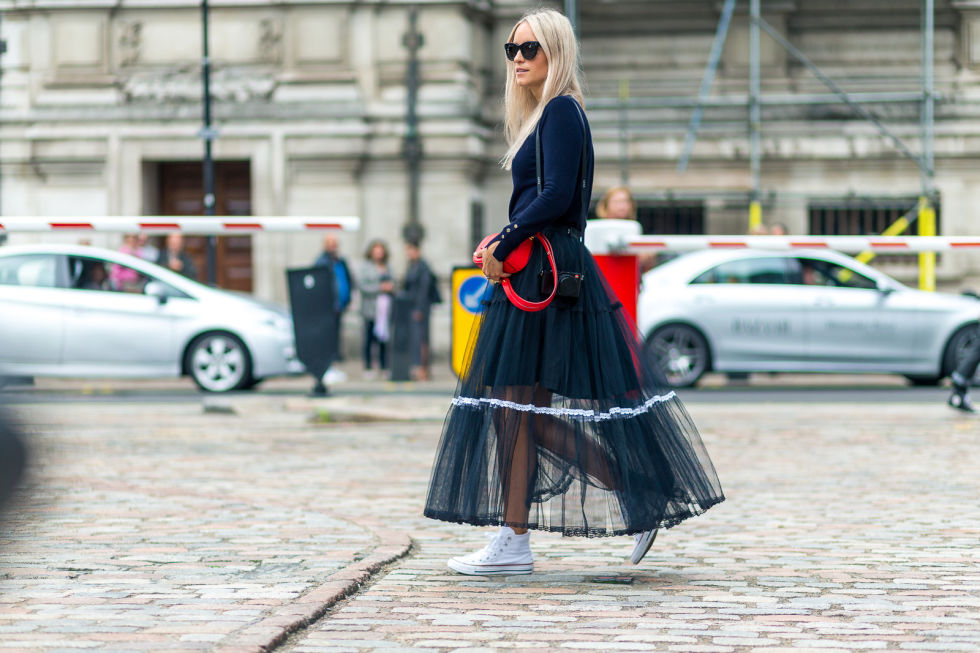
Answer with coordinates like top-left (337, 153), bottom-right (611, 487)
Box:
top-left (473, 233), bottom-right (557, 312)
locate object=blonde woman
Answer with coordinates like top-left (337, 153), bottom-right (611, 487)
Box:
top-left (596, 186), bottom-right (637, 220)
top-left (595, 186), bottom-right (660, 271)
top-left (424, 8), bottom-right (724, 575)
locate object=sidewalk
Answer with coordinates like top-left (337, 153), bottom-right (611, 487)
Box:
top-left (0, 391), bottom-right (978, 652)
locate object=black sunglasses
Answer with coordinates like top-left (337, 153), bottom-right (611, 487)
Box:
top-left (504, 41), bottom-right (541, 61)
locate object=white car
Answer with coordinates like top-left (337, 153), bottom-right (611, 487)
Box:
top-left (637, 248), bottom-right (980, 387)
top-left (0, 243), bottom-right (304, 392)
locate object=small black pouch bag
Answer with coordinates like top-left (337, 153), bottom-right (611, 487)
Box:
top-left (540, 269), bottom-right (584, 300)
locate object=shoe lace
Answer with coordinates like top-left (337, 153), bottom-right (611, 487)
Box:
top-left (477, 531), bottom-right (512, 560)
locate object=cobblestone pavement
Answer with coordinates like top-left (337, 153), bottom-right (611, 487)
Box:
top-left (1, 392), bottom-right (978, 653)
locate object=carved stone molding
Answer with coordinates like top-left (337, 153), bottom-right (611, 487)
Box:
top-left (119, 21), bottom-right (142, 67)
top-left (122, 69), bottom-right (276, 103)
top-left (259, 18), bottom-right (283, 64)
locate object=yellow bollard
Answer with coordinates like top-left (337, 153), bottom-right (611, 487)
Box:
top-left (748, 200), bottom-right (762, 233)
top-left (918, 197), bottom-right (936, 291)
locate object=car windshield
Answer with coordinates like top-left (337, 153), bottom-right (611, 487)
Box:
top-left (797, 258), bottom-right (877, 289)
top-left (692, 257), bottom-right (802, 285)
top-left (67, 256), bottom-right (191, 298)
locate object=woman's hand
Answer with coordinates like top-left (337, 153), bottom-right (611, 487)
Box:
top-left (481, 241), bottom-right (510, 284)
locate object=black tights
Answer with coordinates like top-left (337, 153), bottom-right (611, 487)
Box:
top-left (363, 319), bottom-right (387, 370)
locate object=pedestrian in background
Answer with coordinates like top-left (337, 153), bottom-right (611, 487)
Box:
top-left (157, 233), bottom-right (198, 281)
top-left (424, 8), bottom-right (724, 576)
top-left (596, 186), bottom-right (657, 271)
top-left (358, 240), bottom-right (394, 379)
top-left (948, 330), bottom-right (980, 412)
top-left (136, 233), bottom-right (160, 262)
top-left (401, 240), bottom-right (441, 381)
top-left (595, 186), bottom-right (637, 221)
top-left (111, 234), bottom-right (144, 291)
top-left (314, 234), bottom-right (354, 363)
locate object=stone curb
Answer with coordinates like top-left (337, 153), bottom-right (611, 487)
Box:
top-left (212, 524), bottom-right (414, 653)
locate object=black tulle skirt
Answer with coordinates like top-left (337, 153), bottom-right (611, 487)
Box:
top-left (424, 227), bottom-right (724, 537)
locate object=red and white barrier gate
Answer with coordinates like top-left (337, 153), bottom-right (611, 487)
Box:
top-left (0, 216), bottom-right (360, 233)
top-left (623, 234), bottom-right (980, 254)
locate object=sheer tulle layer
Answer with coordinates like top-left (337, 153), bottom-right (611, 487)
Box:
top-left (424, 229), bottom-right (724, 537)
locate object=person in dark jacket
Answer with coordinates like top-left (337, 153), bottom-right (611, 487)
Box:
top-left (401, 241), bottom-right (440, 381)
top-left (948, 328), bottom-right (980, 412)
top-left (314, 234), bottom-right (354, 363)
top-left (157, 233), bottom-right (198, 281)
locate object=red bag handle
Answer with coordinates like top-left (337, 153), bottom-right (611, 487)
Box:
top-left (502, 234), bottom-right (556, 312)
top-left (473, 233), bottom-right (558, 312)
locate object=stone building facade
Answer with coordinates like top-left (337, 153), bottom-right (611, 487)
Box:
top-left (1, 0), bottom-right (980, 303)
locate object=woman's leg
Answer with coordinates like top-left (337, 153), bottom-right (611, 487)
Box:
top-left (363, 319), bottom-right (375, 369)
top-left (529, 385), bottom-right (617, 490)
top-left (492, 385), bottom-right (622, 533)
top-left (493, 386), bottom-right (537, 533)
top-left (418, 314), bottom-right (431, 380)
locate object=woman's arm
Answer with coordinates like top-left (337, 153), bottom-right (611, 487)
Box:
top-left (358, 263), bottom-right (382, 295)
top-left (493, 96), bottom-right (585, 261)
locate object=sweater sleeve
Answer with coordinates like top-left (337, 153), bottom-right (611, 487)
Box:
top-left (493, 97), bottom-right (585, 261)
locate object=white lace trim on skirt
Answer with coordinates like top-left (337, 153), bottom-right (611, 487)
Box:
top-left (451, 392), bottom-right (676, 422)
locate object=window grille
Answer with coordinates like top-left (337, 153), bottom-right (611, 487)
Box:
top-left (807, 197), bottom-right (940, 265)
top-left (636, 202), bottom-right (706, 235)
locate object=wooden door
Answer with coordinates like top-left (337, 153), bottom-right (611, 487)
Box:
top-left (158, 161), bottom-right (253, 291)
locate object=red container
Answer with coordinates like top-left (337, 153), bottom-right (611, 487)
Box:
top-left (593, 253), bottom-right (640, 325)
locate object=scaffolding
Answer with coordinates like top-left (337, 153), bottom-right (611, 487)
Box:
top-left (585, 0), bottom-right (940, 289)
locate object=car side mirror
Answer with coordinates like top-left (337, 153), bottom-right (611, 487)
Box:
top-left (876, 280), bottom-right (895, 295)
top-left (144, 280), bottom-right (168, 305)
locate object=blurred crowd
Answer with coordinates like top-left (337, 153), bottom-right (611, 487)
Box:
top-left (312, 234), bottom-right (440, 383)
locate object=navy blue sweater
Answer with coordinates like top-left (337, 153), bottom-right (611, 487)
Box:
top-left (492, 95), bottom-right (594, 262)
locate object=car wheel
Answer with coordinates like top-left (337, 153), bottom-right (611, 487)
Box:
top-left (645, 324), bottom-right (710, 388)
top-left (185, 332), bottom-right (253, 393)
top-left (942, 324), bottom-right (980, 384)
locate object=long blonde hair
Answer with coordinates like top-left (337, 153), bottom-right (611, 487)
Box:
top-left (501, 9), bottom-right (585, 169)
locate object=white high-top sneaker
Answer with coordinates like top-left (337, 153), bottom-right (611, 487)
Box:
top-left (630, 529), bottom-right (658, 565)
top-left (447, 526), bottom-right (534, 575)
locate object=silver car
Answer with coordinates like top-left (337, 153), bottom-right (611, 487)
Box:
top-left (0, 243), bottom-right (303, 392)
top-left (637, 249), bottom-right (980, 387)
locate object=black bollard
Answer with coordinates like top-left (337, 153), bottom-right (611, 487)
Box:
top-left (389, 295), bottom-right (414, 382)
top-left (286, 266), bottom-right (338, 396)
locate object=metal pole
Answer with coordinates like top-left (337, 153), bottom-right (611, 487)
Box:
top-left (921, 0), bottom-right (935, 196)
top-left (201, 0), bottom-right (217, 285)
top-left (587, 91), bottom-right (927, 110)
top-left (565, 0), bottom-right (579, 34)
top-left (0, 11), bottom-right (6, 232)
top-left (748, 0), bottom-right (762, 232)
top-left (678, 0), bottom-right (738, 173)
top-left (919, 0), bottom-right (936, 291)
top-left (619, 79), bottom-right (630, 186)
top-left (402, 6), bottom-right (424, 245)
